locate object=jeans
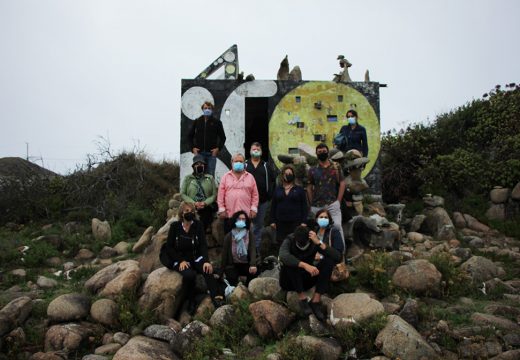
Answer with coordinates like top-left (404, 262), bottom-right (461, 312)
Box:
top-left (252, 201), bottom-right (269, 249)
top-left (200, 151), bottom-right (217, 177)
top-left (311, 200), bottom-right (344, 250)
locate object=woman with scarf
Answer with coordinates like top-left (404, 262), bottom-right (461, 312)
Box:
top-left (160, 202), bottom-right (224, 313)
top-left (180, 154), bottom-right (218, 232)
top-left (220, 210), bottom-right (258, 286)
top-left (278, 219), bottom-right (343, 321)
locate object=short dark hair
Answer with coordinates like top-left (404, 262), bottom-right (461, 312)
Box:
top-left (316, 143), bottom-right (329, 152)
top-left (293, 225), bottom-right (310, 242)
top-left (250, 142), bottom-right (262, 149)
top-left (346, 109), bottom-right (358, 118)
top-left (201, 101), bottom-right (214, 110)
top-left (315, 208), bottom-right (334, 225)
top-left (230, 210), bottom-right (251, 230)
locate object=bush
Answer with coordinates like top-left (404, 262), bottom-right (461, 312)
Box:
top-left (354, 251), bottom-right (402, 297)
top-left (333, 313), bottom-right (387, 357)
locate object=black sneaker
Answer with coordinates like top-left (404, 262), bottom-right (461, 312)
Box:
top-left (187, 300), bottom-right (197, 315)
top-left (309, 301), bottom-right (325, 322)
top-left (213, 295), bottom-right (225, 308)
top-left (299, 299), bottom-right (313, 317)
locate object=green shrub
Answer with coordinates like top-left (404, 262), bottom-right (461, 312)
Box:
top-left (333, 313), bottom-right (387, 357)
top-left (277, 336), bottom-right (316, 360)
top-left (23, 240), bottom-right (60, 268)
top-left (428, 252), bottom-right (475, 298)
top-left (355, 251), bottom-right (401, 297)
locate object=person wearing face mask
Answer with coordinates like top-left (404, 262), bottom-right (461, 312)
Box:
top-left (220, 211), bottom-right (258, 286)
top-left (180, 155), bottom-right (218, 233)
top-left (335, 109), bottom-right (369, 157)
top-left (245, 142), bottom-right (276, 252)
top-left (270, 164), bottom-right (308, 249)
top-left (307, 143), bottom-right (346, 245)
top-left (188, 101), bottom-right (227, 176)
top-left (278, 225), bottom-right (342, 321)
top-left (217, 153), bottom-right (259, 233)
top-left (160, 202), bottom-right (224, 313)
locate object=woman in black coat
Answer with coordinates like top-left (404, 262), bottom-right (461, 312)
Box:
top-left (161, 202), bottom-right (224, 313)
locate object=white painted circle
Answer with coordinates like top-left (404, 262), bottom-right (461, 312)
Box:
top-left (223, 52), bottom-right (235, 62)
top-left (181, 87), bottom-right (215, 120)
top-left (218, 58), bottom-right (224, 64)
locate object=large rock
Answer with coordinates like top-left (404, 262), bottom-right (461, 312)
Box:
top-left (460, 256), bottom-right (501, 282)
top-left (471, 312), bottom-right (520, 331)
top-left (114, 335), bottom-right (178, 360)
top-left (209, 304), bottom-right (235, 328)
top-left (248, 277), bottom-right (282, 301)
top-left (392, 260), bottom-right (442, 294)
top-left (490, 187), bottom-right (510, 204)
top-left (47, 293), bottom-right (90, 322)
top-left (511, 182), bottom-right (520, 200)
top-left (328, 293), bottom-right (384, 327)
top-left (138, 233), bottom-right (168, 273)
top-left (170, 321), bottom-right (210, 356)
top-left (45, 322), bottom-right (102, 352)
top-left (91, 218), bottom-right (111, 242)
top-left (85, 260), bottom-right (141, 298)
top-left (99, 246), bottom-right (118, 259)
top-left (143, 325), bottom-right (176, 342)
top-left (463, 214), bottom-right (490, 233)
top-left (423, 195), bottom-right (445, 208)
top-left (409, 215), bottom-right (426, 232)
top-left (0, 296), bottom-right (32, 336)
top-left (29, 352), bottom-right (68, 360)
top-left (375, 315), bottom-right (439, 360)
top-left (37, 276), bottom-right (58, 289)
top-left (90, 299), bottom-right (119, 327)
top-left (486, 204), bottom-right (506, 220)
top-left (421, 207), bottom-right (455, 240)
top-left (133, 226), bottom-right (154, 253)
top-left (453, 212), bottom-right (467, 229)
top-left (294, 335), bottom-right (342, 360)
top-left (138, 267), bottom-right (183, 320)
top-left (249, 300), bottom-right (295, 339)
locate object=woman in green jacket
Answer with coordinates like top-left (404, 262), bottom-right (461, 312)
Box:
top-left (180, 155), bottom-right (218, 232)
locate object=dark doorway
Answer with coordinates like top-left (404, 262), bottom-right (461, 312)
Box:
top-left (245, 97), bottom-right (270, 161)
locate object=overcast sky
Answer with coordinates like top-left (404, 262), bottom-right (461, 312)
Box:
top-left (1, 0), bottom-right (519, 174)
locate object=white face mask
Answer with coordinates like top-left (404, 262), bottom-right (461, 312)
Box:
top-left (348, 117), bottom-right (356, 125)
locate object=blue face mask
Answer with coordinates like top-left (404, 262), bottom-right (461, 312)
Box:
top-left (235, 220), bottom-right (246, 229)
top-left (348, 117), bottom-right (356, 125)
top-left (233, 162), bottom-right (244, 172)
top-left (203, 109), bottom-right (213, 117)
top-left (317, 218), bottom-right (329, 228)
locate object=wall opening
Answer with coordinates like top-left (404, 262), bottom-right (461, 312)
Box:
top-left (245, 97), bottom-right (270, 161)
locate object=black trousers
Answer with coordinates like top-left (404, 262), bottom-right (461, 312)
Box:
top-left (224, 263), bottom-right (256, 286)
top-left (175, 260), bottom-right (220, 300)
top-left (279, 257), bottom-right (335, 295)
top-left (197, 206), bottom-right (215, 232)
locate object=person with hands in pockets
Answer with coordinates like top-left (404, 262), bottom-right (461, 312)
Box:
top-left (160, 202), bottom-right (224, 314)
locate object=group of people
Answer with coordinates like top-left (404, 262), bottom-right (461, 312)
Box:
top-left (161, 101), bottom-right (369, 321)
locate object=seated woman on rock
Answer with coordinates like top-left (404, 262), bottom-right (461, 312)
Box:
top-left (278, 219), bottom-right (343, 321)
top-left (160, 202), bottom-right (224, 313)
top-left (220, 210), bottom-right (258, 286)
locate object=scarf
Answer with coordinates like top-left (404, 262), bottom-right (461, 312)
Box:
top-left (193, 176), bottom-right (206, 202)
top-left (231, 228), bottom-right (248, 263)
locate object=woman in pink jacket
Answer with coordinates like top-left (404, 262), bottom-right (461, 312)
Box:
top-left (217, 153), bottom-right (259, 233)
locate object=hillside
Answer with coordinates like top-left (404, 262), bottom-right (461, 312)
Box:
top-left (0, 157), bottom-right (57, 179)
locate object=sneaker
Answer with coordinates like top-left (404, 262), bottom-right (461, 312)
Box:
top-left (187, 300), bottom-right (197, 315)
top-left (309, 301), bottom-right (325, 322)
top-left (212, 295), bottom-right (225, 308)
top-left (299, 299), bottom-right (313, 317)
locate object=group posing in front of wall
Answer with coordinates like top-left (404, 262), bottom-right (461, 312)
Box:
top-left (161, 101), bottom-right (369, 321)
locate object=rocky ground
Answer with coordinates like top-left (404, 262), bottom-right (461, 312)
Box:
top-left (1, 187), bottom-right (520, 360)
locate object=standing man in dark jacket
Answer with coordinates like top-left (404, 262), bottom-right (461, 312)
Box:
top-left (245, 142), bottom-right (276, 252)
top-left (188, 101), bottom-right (226, 176)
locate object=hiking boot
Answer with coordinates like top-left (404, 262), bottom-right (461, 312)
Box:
top-left (309, 301), bottom-right (325, 322)
top-left (187, 300), bottom-right (197, 315)
top-left (299, 299), bottom-right (313, 317)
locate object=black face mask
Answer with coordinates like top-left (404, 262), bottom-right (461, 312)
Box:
top-left (194, 165), bottom-right (205, 175)
top-left (183, 212), bottom-right (195, 221)
top-left (317, 152), bottom-right (328, 161)
top-left (284, 174), bottom-right (295, 183)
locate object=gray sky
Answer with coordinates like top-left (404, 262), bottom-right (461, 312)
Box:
top-left (1, 0), bottom-right (519, 174)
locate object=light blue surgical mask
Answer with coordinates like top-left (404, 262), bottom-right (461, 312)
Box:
top-left (233, 162), bottom-right (244, 172)
top-left (203, 109), bottom-right (213, 117)
top-left (317, 218), bottom-right (329, 228)
top-left (348, 117), bottom-right (356, 125)
top-left (251, 150), bottom-right (262, 158)
top-left (235, 220), bottom-right (246, 229)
